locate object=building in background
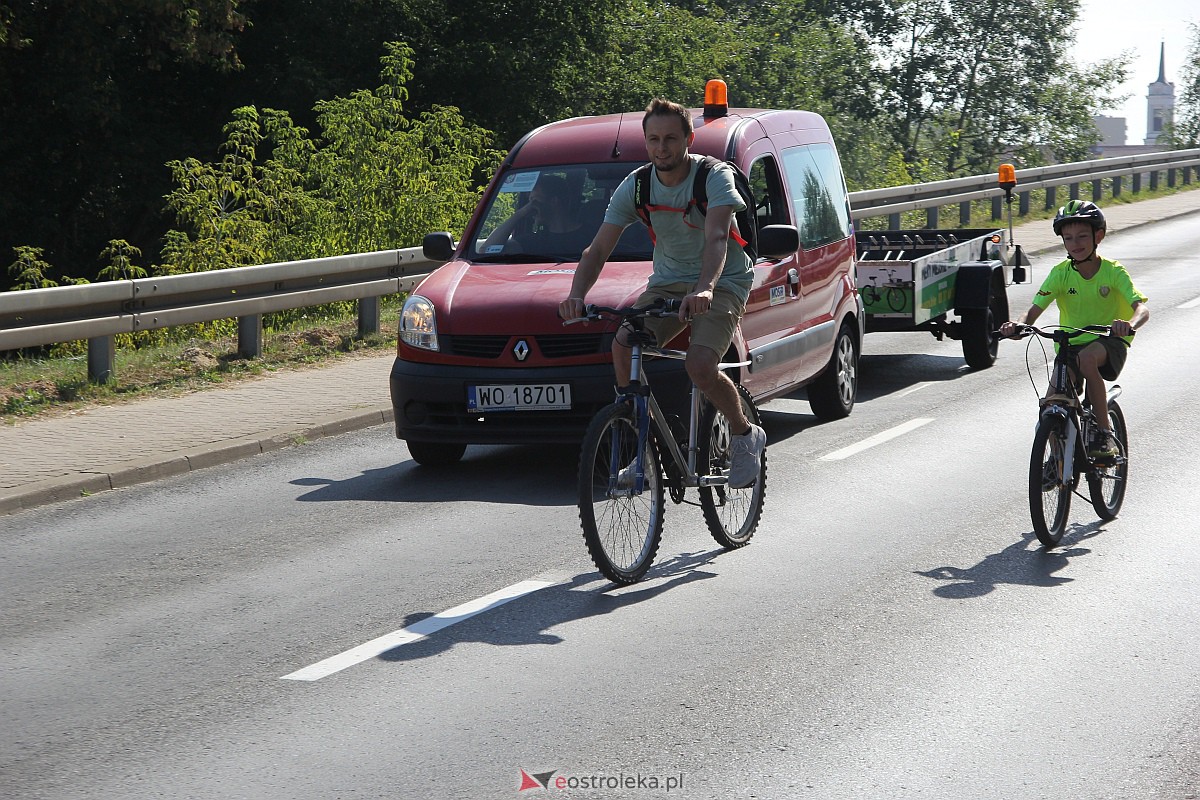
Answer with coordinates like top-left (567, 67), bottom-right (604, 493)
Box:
top-left (1090, 42), bottom-right (1175, 158)
top-left (1145, 42), bottom-right (1175, 145)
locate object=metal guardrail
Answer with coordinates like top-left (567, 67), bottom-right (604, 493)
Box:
top-left (3, 149), bottom-right (1199, 382)
top-left (849, 147), bottom-right (1200, 227)
top-left (0, 247), bottom-right (443, 381)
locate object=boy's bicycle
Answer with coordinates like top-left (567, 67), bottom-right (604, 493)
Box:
top-left (1008, 324), bottom-right (1130, 547)
top-left (566, 299), bottom-right (767, 584)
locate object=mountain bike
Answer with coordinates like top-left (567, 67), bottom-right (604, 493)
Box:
top-left (1008, 324), bottom-right (1130, 547)
top-left (566, 300), bottom-right (767, 584)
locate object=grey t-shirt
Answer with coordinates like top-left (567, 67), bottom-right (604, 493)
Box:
top-left (605, 155), bottom-right (752, 302)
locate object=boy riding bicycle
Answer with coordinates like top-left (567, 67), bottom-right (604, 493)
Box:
top-left (558, 98), bottom-right (765, 488)
top-left (1000, 200), bottom-right (1150, 458)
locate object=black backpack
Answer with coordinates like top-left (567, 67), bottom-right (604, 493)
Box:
top-left (632, 155), bottom-right (758, 261)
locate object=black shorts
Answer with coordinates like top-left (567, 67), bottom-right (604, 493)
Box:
top-left (1065, 337), bottom-right (1129, 381)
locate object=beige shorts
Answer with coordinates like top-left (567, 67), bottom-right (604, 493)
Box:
top-left (632, 282), bottom-right (746, 356)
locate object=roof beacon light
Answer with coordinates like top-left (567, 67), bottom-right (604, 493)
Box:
top-left (997, 163), bottom-right (1017, 196)
top-left (703, 79), bottom-right (728, 118)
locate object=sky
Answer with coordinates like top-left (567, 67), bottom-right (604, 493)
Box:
top-left (1072, 0), bottom-right (1199, 144)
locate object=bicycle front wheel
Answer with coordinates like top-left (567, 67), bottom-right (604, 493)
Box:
top-left (1088, 401), bottom-right (1129, 520)
top-left (577, 401), bottom-right (665, 584)
top-left (1030, 418), bottom-right (1072, 547)
top-left (699, 383), bottom-right (766, 549)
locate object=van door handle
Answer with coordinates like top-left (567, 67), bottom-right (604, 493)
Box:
top-left (787, 268), bottom-right (800, 298)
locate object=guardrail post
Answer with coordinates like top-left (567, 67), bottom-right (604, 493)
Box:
top-left (1150, 170), bottom-right (1160, 190)
top-left (1168, 168), bottom-right (1176, 188)
top-left (888, 212), bottom-right (901, 229)
top-left (238, 314), bottom-right (263, 358)
top-left (925, 206), bottom-right (939, 228)
top-left (1019, 191), bottom-right (1030, 215)
top-left (1069, 183), bottom-right (1080, 201)
top-left (1132, 172), bottom-right (1141, 193)
top-left (1093, 179), bottom-right (1104, 202)
top-left (87, 336), bottom-right (115, 384)
top-left (358, 296), bottom-right (380, 337)
top-left (1045, 186), bottom-right (1056, 210)
top-left (1185, 167), bottom-right (1193, 186)
top-left (959, 201), bottom-right (971, 225)
top-left (991, 196), bottom-right (1002, 220)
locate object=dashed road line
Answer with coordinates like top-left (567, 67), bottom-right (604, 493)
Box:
top-left (819, 418), bottom-right (935, 461)
top-left (280, 579), bottom-right (555, 681)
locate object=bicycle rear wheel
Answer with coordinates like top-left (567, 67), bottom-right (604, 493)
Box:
top-left (1088, 401), bottom-right (1129, 520)
top-left (699, 383), bottom-right (766, 549)
top-left (578, 401), bottom-right (664, 584)
top-left (1029, 418), bottom-right (1072, 546)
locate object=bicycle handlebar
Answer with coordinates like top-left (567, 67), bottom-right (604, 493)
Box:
top-left (996, 323), bottom-right (1133, 341)
top-left (562, 297), bottom-right (682, 325)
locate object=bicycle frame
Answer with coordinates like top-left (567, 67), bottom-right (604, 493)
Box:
top-left (1036, 329), bottom-right (1123, 479)
top-left (617, 332), bottom-right (750, 493)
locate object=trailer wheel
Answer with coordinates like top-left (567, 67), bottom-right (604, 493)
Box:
top-left (961, 284), bottom-right (1004, 369)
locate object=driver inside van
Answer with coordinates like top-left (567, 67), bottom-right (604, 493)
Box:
top-left (481, 174), bottom-right (582, 254)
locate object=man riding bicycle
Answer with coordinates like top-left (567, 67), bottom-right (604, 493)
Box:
top-left (558, 98), bottom-right (765, 488)
top-left (1000, 200), bottom-right (1150, 458)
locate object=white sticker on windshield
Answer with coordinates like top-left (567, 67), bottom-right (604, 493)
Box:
top-left (499, 171), bottom-right (540, 193)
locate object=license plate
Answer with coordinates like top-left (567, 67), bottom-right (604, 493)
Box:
top-left (467, 383), bottom-right (572, 412)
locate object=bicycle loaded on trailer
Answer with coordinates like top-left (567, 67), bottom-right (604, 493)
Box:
top-left (567, 300), bottom-right (767, 584)
top-left (1011, 324), bottom-right (1130, 547)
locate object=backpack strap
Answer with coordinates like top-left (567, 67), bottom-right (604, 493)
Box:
top-left (633, 164), bottom-right (655, 243)
top-left (692, 155), bottom-right (749, 249)
top-left (633, 156), bottom-right (747, 248)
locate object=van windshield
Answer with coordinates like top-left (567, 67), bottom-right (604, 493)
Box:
top-left (468, 164), bottom-right (652, 263)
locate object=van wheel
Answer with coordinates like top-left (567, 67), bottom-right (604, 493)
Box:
top-left (407, 440), bottom-right (466, 466)
top-left (808, 322), bottom-right (858, 420)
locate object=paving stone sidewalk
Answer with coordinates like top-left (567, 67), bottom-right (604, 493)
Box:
top-left (4, 189), bottom-right (1200, 516)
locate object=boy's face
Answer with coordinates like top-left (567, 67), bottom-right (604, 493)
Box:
top-left (1060, 220), bottom-right (1104, 262)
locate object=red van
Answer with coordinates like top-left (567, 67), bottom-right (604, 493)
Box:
top-left (391, 87), bottom-right (863, 465)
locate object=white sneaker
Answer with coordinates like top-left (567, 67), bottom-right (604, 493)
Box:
top-left (727, 423), bottom-right (766, 489)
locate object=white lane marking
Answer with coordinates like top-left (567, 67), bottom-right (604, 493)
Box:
top-left (819, 418), bottom-right (935, 461)
top-left (1180, 295), bottom-right (1200, 309)
top-left (280, 579), bottom-right (554, 681)
top-left (895, 381), bottom-right (934, 398)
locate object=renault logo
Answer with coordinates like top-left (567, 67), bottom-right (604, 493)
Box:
top-left (513, 339), bottom-right (530, 361)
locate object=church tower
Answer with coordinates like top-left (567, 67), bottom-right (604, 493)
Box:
top-left (1146, 42), bottom-right (1174, 145)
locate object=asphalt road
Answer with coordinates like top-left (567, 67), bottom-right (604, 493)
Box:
top-left (3, 221), bottom-right (1198, 799)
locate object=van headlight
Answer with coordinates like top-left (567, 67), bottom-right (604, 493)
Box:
top-left (399, 295), bottom-right (439, 351)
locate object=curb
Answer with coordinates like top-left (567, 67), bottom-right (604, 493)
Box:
top-left (0, 406), bottom-right (394, 517)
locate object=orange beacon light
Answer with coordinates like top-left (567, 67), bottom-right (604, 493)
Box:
top-left (703, 79), bottom-right (728, 118)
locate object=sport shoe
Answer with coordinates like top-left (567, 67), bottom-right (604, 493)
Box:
top-left (1088, 429), bottom-right (1119, 460)
top-left (727, 423), bottom-right (766, 489)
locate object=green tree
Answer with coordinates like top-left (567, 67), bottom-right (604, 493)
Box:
top-left (1160, 23), bottom-right (1200, 148)
top-left (161, 42), bottom-right (499, 272)
top-left (0, 1), bottom-right (248, 288)
top-left (97, 240), bottom-right (148, 282)
top-left (871, 0), bottom-right (1127, 176)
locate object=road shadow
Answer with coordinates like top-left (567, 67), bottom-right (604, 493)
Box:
top-left (915, 522), bottom-right (1105, 599)
top-left (376, 550), bottom-right (723, 663)
top-left (757, 351), bottom-right (970, 443)
top-left (290, 443), bottom-right (581, 507)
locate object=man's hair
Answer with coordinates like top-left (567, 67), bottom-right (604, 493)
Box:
top-left (642, 98), bottom-right (692, 137)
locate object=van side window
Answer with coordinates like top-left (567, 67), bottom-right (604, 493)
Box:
top-left (781, 144), bottom-right (852, 249)
top-left (748, 156), bottom-right (789, 229)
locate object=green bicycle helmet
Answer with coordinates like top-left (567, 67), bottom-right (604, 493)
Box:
top-left (1052, 199), bottom-right (1107, 236)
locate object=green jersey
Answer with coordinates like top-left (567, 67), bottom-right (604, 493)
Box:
top-left (1032, 257), bottom-right (1147, 345)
